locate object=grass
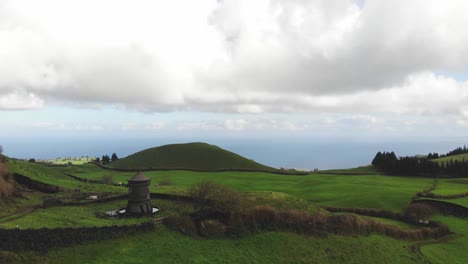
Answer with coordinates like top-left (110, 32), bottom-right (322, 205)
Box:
top-left (421, 215), bottom-right (468, 264)
top-left (7, 160), bottom-right (123, 193)
top-left (0, 198), bottom-right (193, 229)
top-left (108, 142), bottom-right (276, 171)
top-left (433, 153), bottom-right (468, 164)
top-left (4, 157), bottom-right (465, 263)
top-left (436, 197), bottom-right (468, 207)
top-left (432, 178), bottom-right (468, 196)
top-left (7, 227), bottom-right (423, 264)
top-left (66, 166), bottom-right (432, 212)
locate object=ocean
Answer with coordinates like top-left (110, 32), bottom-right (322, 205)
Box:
top-left (2, 137), bottom-right (466, 170)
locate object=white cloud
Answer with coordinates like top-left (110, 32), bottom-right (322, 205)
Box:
top-left (0, 0), bottom-right (467, 117)
top-left (0, 92), bottom-right (44, 110)
top-left (224, 119), bottom-right (249, 130)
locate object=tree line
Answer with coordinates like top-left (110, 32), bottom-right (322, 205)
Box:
top-left (96, 153), bottom-right (118, 164)
top-left (426, 145), bottom-right (468, 160)
top-left (372, 149), bottom-right (468, 177)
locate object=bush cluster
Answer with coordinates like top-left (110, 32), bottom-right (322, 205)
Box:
top-left (165, 205), bottom-right (449, 241)
top-left (188, 181), bottom-right (241, 211)
top-left (225, 206), bottom-right (448, 240)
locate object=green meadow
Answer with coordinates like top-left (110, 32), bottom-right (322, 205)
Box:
top-left (1, 143), bottom-right (468, 263)
top-left (66, 165), bottom-right (432, 212)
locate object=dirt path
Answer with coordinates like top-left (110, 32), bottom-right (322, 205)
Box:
top-left (0, 205), bottom-right (40, 223)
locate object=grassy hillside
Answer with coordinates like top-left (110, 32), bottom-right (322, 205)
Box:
top-left (108, 142), bottom-right (276, 171)
top-left (7, 159), bottom-right (121, 193)
top-left (433, 153), bottom-right (468, 164)
top-left (0, 160), bottom-right (463, 263)
top-left (34, 228), bottom-right (423, 264)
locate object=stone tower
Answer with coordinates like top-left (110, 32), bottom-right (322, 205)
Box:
top-left (126, 172), bottom-right (152, 214)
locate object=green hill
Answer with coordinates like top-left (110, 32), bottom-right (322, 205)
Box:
top-left (108, 142), bottom-right (277, 171)
top-left (433, 153), bottom-right (468, 164)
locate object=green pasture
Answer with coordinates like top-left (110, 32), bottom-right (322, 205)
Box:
top-left (6, 160), bottom-right (468, 264)
top-left (16, 227), bottom-right (422, 264)
top-left (432, 178), bottom-right (468, 196)
top-left (7, 160), bottom-right (122, 193)
top-left (64, 164), bottom-right (432, 212)
top-left (0, 198), bottom-right (192, 229)
top-left (421, 216), bottom-right (468, 264)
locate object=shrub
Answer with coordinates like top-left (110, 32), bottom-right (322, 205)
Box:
top-left (100, 174), bottom-right (114, 185)
top-left (0, 160), bottom-right (14, 199)
top-left (163, 214), bottom-right (198, 236)
top-left (405, 203), bottom-right (433, 222)
top-left (199, 219), bottom-right (227, 238)
top-left (188, 181), bottom-right (241, 211)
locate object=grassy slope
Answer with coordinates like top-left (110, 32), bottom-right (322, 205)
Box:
top-left (28, 227), bottom-right (422, 264)
top-left (7, 159), bottom-right (122, 193)
top-left (433, 178), bottom-right (468, 196)
top-left (108, 142), bottom-right (276, 171)
top-left (421, 216), bottom-right (468, 264)
top-left (433, 153), bottom-right (468, 164)
top-left (0, 162), bottom-right (456, 263)
top-left (68, 164), bottom-right (432, 212)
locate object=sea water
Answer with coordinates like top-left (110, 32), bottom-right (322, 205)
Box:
top-left (2, 137), bottom-right (465, 170)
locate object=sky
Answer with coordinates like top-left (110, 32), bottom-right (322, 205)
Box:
top-left (1, 0), bottom-right (468, 154)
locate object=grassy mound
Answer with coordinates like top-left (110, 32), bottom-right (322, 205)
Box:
top-left (108, 142), bottom-right (276, 171)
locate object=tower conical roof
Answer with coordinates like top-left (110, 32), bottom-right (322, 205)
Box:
top-left (128, 171), bottom-right (150, 182)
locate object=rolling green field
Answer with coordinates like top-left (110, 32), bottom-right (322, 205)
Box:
top-left (7, 160), bottom-right (122, 193)
top-left (421, 216), bottom-right (468, 264)
top-left (15, 228), bottom-right (423, 264)
top-left (2, 148), bottom-right (468, 263)
top-left (432, 178), bottom-right (468, 196)
top-left (65, 166), bottom-right (432, 212)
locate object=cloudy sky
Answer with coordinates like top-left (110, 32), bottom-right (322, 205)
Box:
top-left (1, 0), bottom-right (468, 142)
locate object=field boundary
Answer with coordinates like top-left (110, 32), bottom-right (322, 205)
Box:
top-left (92, 162), bottom-right (309, 175)
top-left (412, 199), bottom-right (468, 218)
top-left (13, 173), bottom-right (63, 193)
top-left (0, 222), bottom-right (155, 251)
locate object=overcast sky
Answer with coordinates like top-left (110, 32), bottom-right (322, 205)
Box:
top-left (1, 0), bottom-right (468, 142)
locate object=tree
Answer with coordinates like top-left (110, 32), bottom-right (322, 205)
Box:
top-left (101, 155), bottom-right (110, 164)
top-left (111, 153), bottom-right (118, 162)
top-left (101, 174), bottom-right (114, 184)
top-left (0, 145), bottom-right (3, 155)
top-left (188, 181), bottom-right (240, 211)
